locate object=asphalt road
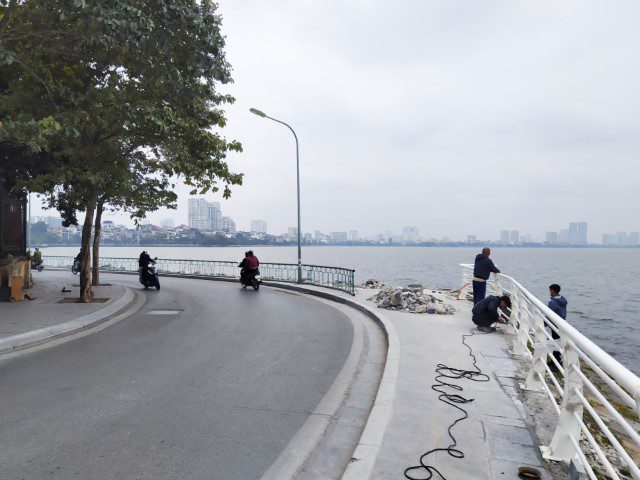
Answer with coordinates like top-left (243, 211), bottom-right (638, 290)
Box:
top-left (0, 273), bottom-right (353, 480)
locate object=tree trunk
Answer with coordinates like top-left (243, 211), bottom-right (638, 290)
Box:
top-left (91, 200), bottom-right (104, 286)
top-left (79, 200), bottom-right (96, 303)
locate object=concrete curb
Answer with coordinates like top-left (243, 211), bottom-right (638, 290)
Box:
top-left (0, 286), bottom-right (136, 355)
top-left (260, 283), bottom-right (399, 480)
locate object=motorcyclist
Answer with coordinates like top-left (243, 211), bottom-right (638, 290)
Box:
top-left (138, 251), bottom-right (153, 281)
top-left (32, 247), bottom-right (42, 266)
top-left (239, 250), bottom-right (259, 284)
top-left (138, 251), bottom-right (153, 269)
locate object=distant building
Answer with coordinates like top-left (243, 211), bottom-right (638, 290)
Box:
top-left (629, 232), bottom-right (640, 246)
top-left (616, 231), bottom-right (628, 246)
top-left (510, 230), bottom-right (519, 244)
top-left (314, 230), bottom-right (324, 240)
top-left (287, 227), bottom-right (298, 237)
top-left (160, 218), bottom-right (175, 228)
top-left (545, 231), bottom-right (558, 244)
top-left (523, 234), bottom-right (533, 243)
top-left (32, 215), bottom-right (63, 228)
top-left (303, 233), bottom-right (313, 242)
top-left (578, 222), bottom-right (588, 245)
top-left (348, 230), bottom-right (359, 241)
top-left (209, 202), bottom-right (221, 231)
top-left (602, 234), bottom-right (616, 246)
top-left (558, 229), bottom-right (569, 243)
top-left (568, 222), bottom-right (578, 245)
top-left (402, 226), bottom-right (420, 243)
top-left (220, 216), bottom-right (235, 234)
top-left (250, 220), bottom-right (267, 234)
top-left (330, 231), bottom-right (348, 242)
top-left (500, 230), bottom-right (510, 244)
top-left (188, 198), bottom-right (211, 231)
top-left (467, 235), bottom-right (477, 243)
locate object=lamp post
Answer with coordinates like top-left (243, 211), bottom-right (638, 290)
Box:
top-left (250, 107), bottom-right (302, 283)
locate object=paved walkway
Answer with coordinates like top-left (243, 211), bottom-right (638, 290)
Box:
top-left (0, 270), bottom-right (127, 340)
top-left (353, 288), bottom-right (552, 480)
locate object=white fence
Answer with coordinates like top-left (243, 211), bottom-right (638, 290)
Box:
top-left (461, 264), bottom-right (640, 480)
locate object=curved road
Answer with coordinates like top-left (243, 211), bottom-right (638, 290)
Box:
top-left (0, 273), bottom-right (353, 480)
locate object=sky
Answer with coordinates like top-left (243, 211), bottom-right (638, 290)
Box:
top-left (31, 0), bottom-right (640, 241)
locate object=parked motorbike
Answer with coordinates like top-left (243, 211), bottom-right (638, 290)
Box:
top-left (31, 259), bottom-right (44, 272)
top-left (240, 269), bottom-right (261, 291)
top-left (139, 258), bottom-right (160, 290)
top-left (71, 259), bottom-right (81, 275)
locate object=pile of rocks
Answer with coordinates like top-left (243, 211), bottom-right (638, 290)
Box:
top-left (360, 279), bottom-right (387, 289)
top-left (368, 286), bottom-right (455, 315)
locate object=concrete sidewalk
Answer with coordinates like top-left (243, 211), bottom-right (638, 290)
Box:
top-left (354, 288), bottom-right (552, 480)
top-left (0, 270), bottom-right (134, 354)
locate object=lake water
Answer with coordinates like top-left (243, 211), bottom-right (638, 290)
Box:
top-left (41, 245), bottom-right (640, 375)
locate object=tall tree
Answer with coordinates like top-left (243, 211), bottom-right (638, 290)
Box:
top-left (1, 1), bottom-right (242, 301)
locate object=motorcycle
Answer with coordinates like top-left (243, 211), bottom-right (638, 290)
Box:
top-left (31, 259), bottom-right (44, 272)
top-left (139, 258), bottom-right (160, 290)
top-left (72, 259), bottom-right (81, 275)
top-left (240, 269), bottom-right (261, 291)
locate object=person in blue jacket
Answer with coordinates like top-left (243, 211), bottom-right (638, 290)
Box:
top-left (547, 284), bottom-right (568, 370)
top-left (472, 247), bottom-right (500, 305)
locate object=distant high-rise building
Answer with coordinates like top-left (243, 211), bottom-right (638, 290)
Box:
top-left (348, 230), bottom-right (359, 241)
top-left (524, 234), bottom-right (533, 243)
top-left (303, 232), bottom-right (312, 242)
top-left (209, 202), bottom-right (221, 231)
top-left (314, 230), bottom-right (324, 240)
top-left (330, 231), bottom-right (348, 242)
top-left (568, 222), bottom-right (579, 245)
top-left (545, 231), bottom-right (558, 244)
top-left (467, 235), bottom-right (478, 243)
top-left (602, 234), bottom-right (616, 246)
top-left (287, 227), bottom-right (298, 237)
top-left (616, 231), bottom-right (628, 246)
top-left (188, 198), bottom-right (211, 231)
top-left (403, 226), bottom-right (420, 243)
top-left (220, 216), bottom-right (235, 234)
top-left (629, 232), bottom-right (640, 246)
top-left (500, 230), bottom-right (510, 244)
top-left (250, 220), bottom-right (267, 234)
top-left (510, 230), bottom-right (519, 244)
top-left (160, 218), bottom-right (175, 228)
top-left (577, 222), bottom-right (588, 245)
top-left (558, 229), bottom-right (569, 243)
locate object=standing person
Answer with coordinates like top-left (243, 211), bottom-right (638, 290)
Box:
top-left (547, 284), bottom-right (567, 369)
top-left (472, 247), bottom-right (500, 305)
top-left (471, 294), bottom-right (511, 333)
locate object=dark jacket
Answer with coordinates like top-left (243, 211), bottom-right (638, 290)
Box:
top-left (548, 295), bottom-right (568, 319)
top-left (472, 295), bottom-right (501, 322)
top-left (473, 254), bottom-right (500, 280)
top-left (138, 252), bottom-right (152, 268)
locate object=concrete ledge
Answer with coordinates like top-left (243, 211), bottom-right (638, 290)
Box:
top-left (0, 286), bottom-right (136, 355)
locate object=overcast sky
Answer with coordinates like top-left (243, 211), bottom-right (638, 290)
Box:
top-left (32, 0), bottom-right (640, 241)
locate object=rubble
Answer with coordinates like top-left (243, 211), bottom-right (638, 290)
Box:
top-left (368, 286), bottom-right (455, 315)
top-left (360, 279), bottom-right (387, 289)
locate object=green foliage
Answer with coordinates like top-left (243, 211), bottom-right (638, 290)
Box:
top-left (1, 0), bottom-right (243, 217)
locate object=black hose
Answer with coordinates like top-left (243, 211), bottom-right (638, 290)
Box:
top-left (404, 329), bottom-right (491, 480)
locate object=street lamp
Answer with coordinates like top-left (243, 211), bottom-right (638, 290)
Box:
top-left (250, 107), bottom-right (303, 284)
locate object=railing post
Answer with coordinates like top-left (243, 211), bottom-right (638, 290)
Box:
top-left (524, 312), bottom-right (552, 391)
top-left (542, 339), bottom-right (583, 461)
top-left (509, 289), bottom-right (531, 356)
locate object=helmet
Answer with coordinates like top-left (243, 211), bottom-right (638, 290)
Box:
top-left (35, 247), bottom-right (40, 251)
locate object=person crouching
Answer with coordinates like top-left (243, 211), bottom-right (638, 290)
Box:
top-left (472, 295), bottom-right (512, 333)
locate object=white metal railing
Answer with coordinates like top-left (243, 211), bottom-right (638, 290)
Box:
top-left (461, 264), bottom-right (640, 479)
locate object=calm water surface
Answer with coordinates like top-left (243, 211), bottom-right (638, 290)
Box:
top-left (42, 246), bottom-right (640, 375)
